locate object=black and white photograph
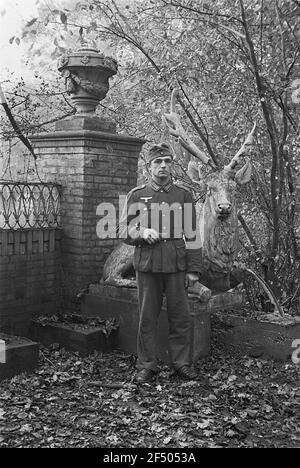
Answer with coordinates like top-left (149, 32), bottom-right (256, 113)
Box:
top-left (0, 0), bottom-right (299, 452)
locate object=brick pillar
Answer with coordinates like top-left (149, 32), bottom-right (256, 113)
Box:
top-left (30, 128), bottom-right (144, 311)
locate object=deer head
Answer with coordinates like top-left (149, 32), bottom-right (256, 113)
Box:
top-left (163, 89), bottom-right (255, 219)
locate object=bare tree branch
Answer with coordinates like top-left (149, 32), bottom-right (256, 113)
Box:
top-left (0, 84), bottom-right (36, 160)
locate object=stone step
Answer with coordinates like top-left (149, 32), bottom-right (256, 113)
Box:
top-left (29, 320), bottom-right (117, 357)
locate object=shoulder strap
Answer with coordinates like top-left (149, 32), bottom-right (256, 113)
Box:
top-left (130, 184), bottom-right (146, 193)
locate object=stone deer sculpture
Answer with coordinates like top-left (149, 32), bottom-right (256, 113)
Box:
top-left (102, 89), bottom-right (283, 315)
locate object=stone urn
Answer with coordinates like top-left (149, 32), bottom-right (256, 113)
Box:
top-left (57, 47), bottom-right (118, 131)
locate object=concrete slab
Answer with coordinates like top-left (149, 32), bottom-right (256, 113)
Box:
top-left (0, 333), bottom-right (39, 381)
top-left (29, 320), bottom-right (118, 356)
top-left (212, 311), bottom-right (300, 361)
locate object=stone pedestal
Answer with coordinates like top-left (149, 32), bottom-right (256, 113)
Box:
top-left (30, 129), bottom-right (144, 310)
top-left (81, 284), bottom-right (212, 363)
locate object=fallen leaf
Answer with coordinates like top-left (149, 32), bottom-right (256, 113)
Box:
top-left (20, 424), bottom-right (32, 434)
top-left (197, 420), bottom-right (210, 429)
top-left (228, 375), bottom-right (237, 382)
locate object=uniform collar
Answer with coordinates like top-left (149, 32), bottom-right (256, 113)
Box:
top-left (150, 178), bottom-right (173, 192)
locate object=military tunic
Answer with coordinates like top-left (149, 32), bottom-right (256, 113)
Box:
top-left (119, 179), bottom-right (202, 371)
top-left (120, 179), bottom-right (202, 272)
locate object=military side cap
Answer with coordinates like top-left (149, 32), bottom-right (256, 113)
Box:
top-left (145, 142), bottom-right (174, 164)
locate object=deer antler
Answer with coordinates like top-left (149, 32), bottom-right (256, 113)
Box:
top-left (163, 89), bottom-right (211, 166)
top-left (224, 123), bottom-right (256, 172)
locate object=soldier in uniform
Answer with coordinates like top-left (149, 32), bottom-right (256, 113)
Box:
top-left (120, 143), bottom-right (202, 383)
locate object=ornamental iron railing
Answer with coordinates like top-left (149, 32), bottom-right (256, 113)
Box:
top-left (0, 182), bottom-right (61, 229)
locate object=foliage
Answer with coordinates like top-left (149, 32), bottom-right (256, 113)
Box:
top-left (0, 0), bottom-right (299, 310)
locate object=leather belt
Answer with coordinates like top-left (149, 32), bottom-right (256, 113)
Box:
top-left (137, 238), bottom-right (183, 247)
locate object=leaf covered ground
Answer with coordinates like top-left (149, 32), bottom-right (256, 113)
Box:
top-left (0, 342), bottom-right (299, 448)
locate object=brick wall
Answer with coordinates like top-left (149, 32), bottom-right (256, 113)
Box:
top-left (0, 229), bottom-right (61, 336)
top-left (30, 130), bottom-right (144, 310)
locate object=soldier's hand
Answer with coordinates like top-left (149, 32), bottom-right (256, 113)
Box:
top-left (142, 228), bottom-right (160, 245)
top-left (185, 272), bottom-right (199, 289)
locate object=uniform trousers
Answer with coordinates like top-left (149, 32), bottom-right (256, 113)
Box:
top-left (136, 270), bottom-right (191, 371)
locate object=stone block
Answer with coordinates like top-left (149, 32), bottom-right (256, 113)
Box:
top-left (29, 320), bottom-right (117, 356)
top-left (211, 311), bottom-right (300, 361)
top-left (189, 301), bottom-right (211, 361)
top-left (208, 291), bottom-right (243, 311)
top-left (55, 115), bottom-right (116, 133)
top-left (0, 333), bottom-right (39, 381)
top-left (81, 285), bottom-right (211, 363)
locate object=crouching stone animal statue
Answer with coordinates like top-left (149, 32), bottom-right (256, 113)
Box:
top-left (102, 90), bottom-right (283, 314)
